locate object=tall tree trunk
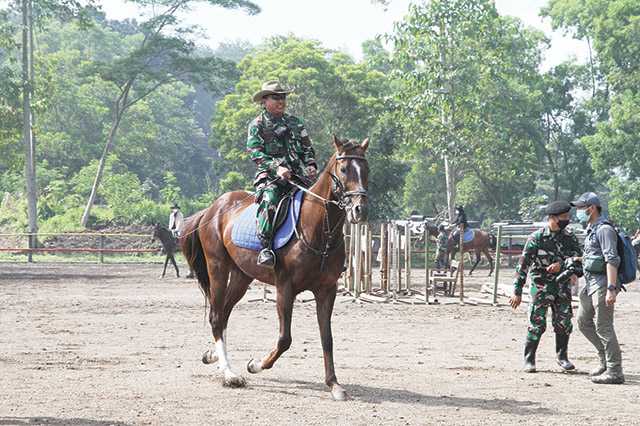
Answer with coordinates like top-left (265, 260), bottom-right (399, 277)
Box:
top-left (444, 155), bottom-right (456, 221)
top-left (80, 108), bottom-right (124, 227)
top-left (22, 0), bottom-right (37, 261)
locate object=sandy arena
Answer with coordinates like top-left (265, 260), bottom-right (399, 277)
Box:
top-left (1, 262), bottom-right (639, 425)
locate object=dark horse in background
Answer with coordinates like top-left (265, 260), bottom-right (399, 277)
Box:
top-left (446, 228), bottom-right (495, 276)
top-left (182, 136), bottom-right (369, 401)
top-left (152, 224), bottom-right (180, 278)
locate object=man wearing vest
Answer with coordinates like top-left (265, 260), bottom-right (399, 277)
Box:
top-left (572, 192), bottom-right (625, 384)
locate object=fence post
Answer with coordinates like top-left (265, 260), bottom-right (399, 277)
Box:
top-left (354, 222), bottom-right (362, 298)
top-left (459, 229), bottom-right (464, 304)
top-left (380, 222), bottom-right (388, 293)
top-left (424, 224), bottom-right (430, 304)
top-left (346, 223), bottom-right (354, 293)
top-left (366, 224), bottom-right (372, 294)
top-left (404, 222), bottom-right (411, 294)
top-left (99, 234), bottom-right (105, 264)
top-left (395, 223), bottom-right (402, 295)
top-left (492, 225), bottom-right (503, 306)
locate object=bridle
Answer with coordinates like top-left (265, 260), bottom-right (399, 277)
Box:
top-left (291, 153), bottom-right (369, 269)
top-left (330, 154), bottom-right (369, 208)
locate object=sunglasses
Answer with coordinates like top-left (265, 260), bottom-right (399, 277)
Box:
top-left (267, 94), bottom-right (287, 101)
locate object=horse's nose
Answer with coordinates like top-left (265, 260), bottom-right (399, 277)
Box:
top-left (353, 204), bottom-right (368, 222)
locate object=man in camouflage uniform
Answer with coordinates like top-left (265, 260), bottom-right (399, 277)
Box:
top-left (247, 80), bottom-right (317, 267)
top-left (509, 201), bottom-right (582, 373)
top-left (435, 224), bottom-right (448, 270)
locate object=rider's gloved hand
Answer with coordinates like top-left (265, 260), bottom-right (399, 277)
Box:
top-left (277, 166), bottom-right (292, 181)
top-left (305, 165), bottom-right (317, 180)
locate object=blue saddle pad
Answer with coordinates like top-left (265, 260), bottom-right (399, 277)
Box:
top-left (463, 228), bottom-right (475, 243)
top-left (231, 190), bottom-right (304, 251)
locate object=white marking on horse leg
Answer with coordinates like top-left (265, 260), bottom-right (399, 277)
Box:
top-left (215, 335), bottom-right (246, 387)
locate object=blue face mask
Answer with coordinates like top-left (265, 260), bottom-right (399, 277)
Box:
top-left (577, 208), bottom-right (590, 224)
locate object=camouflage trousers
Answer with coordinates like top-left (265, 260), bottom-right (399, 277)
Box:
top-left (527, 283), bottom-right (573, 341)
top-left (255, 180), bottom-right (290, 247)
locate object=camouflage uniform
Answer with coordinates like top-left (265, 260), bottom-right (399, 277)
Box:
top-left (513, 226), bottom-right (582, 341)
top-left (247, 109), bottom-right (317, 245)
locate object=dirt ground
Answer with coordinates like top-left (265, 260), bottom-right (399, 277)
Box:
top-left (2, 262), bottom-right (640, 426)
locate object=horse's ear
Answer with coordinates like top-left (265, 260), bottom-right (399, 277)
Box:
top-left (361, 137), bottom-right (369, 151)
top-left (332, 134), bottom-right (342, 149)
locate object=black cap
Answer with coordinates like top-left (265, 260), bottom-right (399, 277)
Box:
top-left (546, 200), bottom-right (572, 215)
top-left (570, 192), bottom-right (601, 208)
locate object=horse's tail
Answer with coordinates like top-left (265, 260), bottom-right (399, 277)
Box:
top-left (489, 233), bottom-right (497, 249)
top-left (182, 209), bottom-right (210, 300)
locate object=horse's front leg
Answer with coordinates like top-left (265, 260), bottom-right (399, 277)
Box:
top-left (247, 281), bottom-right (294, 373)
top-left (313, 284), bottom-right (346, 401)
top-left (161, 255), bottom-right (169, 278)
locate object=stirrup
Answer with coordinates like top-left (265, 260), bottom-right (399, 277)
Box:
top-left (257, 248), bottom-right (276, 268)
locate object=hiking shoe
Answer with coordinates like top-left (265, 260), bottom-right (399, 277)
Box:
top-left (591, 372), bottom-right (625, 384)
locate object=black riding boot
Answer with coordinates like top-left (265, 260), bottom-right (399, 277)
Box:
top-left (257, 237), bottom-right (275, 268)
top-left (524, 339), bottom-right (539, 373)
top-left (555, 332), bottom-right (575, 371)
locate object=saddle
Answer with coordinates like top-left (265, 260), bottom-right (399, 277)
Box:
top-left (231, 190), bottom-right (304, 251)
top-left (452, 228), bottom-right (475, 244)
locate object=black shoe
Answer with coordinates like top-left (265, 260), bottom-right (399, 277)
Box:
top-left (591, 372), bottom-right (625, 384)
top-left (524, 339), bottom-right (539, 373)
top-left (257, 248), bottom-right (276, 268)
top-left (555, 332), bottom-right (575, 371)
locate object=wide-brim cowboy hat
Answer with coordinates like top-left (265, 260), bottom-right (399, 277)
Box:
top-left (252, 80), bottom-right (294, 103)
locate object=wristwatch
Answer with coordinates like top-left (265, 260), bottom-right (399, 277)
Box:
top-left (607, 284), bottom-right (617, 291)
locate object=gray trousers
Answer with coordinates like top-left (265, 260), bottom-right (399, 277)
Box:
top-left (577, 285), bottom-right (623, 374)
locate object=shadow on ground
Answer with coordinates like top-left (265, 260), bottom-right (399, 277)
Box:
top-left (255, 378), bottom-right (556, 416)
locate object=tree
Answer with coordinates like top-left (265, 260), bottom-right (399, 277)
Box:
top-left (388, 0), bottom-right (546, 221)
top-left (211, 36), bottom-right (403, 219)
top-left (544, 0), bottom-right (640, 229)
top-left (79, 0), bottom-right (259, 227)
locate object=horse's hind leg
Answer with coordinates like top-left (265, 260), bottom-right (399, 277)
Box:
top-left (205, 260), bottom-right (246, 388)
top-left (247, 280), bottom-right (294, 374)
top-left (469, 249), bottom-right (482, 276)
top-left (169, 255), bottom-right (180, 278)
top-left (484, 248), bottom-right (494, 276)
top-left (202, 266), bottom-right (251, 365)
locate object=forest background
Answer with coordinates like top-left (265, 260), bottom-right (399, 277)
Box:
top-left (1, 0), bottom-right (639, 237)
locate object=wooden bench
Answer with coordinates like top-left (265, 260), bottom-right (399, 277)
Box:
top-left (430, 260), bottom-right (461, 297)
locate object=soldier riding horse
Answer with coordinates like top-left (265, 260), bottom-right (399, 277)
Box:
top-left (182, 135), bottom-right (369, 401)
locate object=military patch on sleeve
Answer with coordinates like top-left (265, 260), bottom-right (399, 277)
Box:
top-left (300, 129), bottom-right (308, 138)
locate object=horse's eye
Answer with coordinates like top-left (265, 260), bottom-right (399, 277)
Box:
top-left (340, 167), bottom-right (347, 174)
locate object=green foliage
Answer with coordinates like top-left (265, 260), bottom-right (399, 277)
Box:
top-left (607, 177), bottom-right (640, 232)
top-left (212, 35), bottom-right (403, 219)
top-left (218, 171), bottom-right (250, 193)
top-left (389, 0), bottom-right (545, 219)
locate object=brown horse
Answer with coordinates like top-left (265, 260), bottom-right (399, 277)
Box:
top-left (181, 136), bottom-right (369, 401)
top-left (446, 228), bottom-right (495, 276)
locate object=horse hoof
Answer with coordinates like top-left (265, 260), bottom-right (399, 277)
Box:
top-left (202, 349), bottom-right (218, 365)
top-left (223, 373), bottom-right (247, 388)
top-left (330, 384), bottom-right (348, 401)
top-left (247, 358), bottom-right (263, 374)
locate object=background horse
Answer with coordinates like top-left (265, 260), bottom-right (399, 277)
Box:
top-left (152, 224), bottom-right (180, 278)
top-left (446, 229), bottom-right (495, 276)
top-left (181, 136), bottom-right (369, 401)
